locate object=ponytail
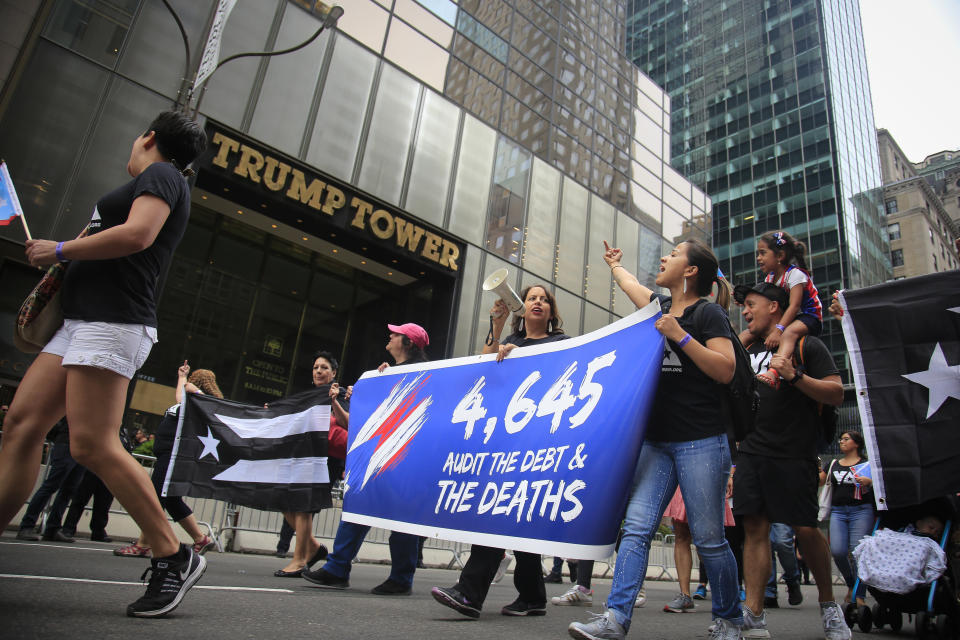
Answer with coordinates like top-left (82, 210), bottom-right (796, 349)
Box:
top-left (714, 273), bottom-right (731, 310)
top-left (684, 238), bottom-right (729, 310)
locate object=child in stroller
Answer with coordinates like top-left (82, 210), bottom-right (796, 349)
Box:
top-left (842, 496), bottom-right (958, 638)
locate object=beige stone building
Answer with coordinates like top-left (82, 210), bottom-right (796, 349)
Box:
top-left (876, 129), bottom-right (959, 279)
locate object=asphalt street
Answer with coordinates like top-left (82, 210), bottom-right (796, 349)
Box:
top-left (0, 533), bottom-right (875, 640)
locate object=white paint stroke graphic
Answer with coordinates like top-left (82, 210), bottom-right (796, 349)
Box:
top-left (212, 457), bottom-right (329, 484)
top-left (349, 375), bottom-right (426, 454)
top-left (359, 396), bottom-right (432, 490)
top-left (213, 405), bottom-right (330, 439)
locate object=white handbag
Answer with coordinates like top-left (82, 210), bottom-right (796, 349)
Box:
top-left (817, 458), bottom-right (836, 521)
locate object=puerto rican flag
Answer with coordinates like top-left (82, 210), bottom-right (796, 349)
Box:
top-left (1, 161), bottom-right (25, 227)
top-left (163, 388), bottom-right (335, 512)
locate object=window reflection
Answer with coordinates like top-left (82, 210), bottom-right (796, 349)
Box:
top-left (448, 114), bottom-right (496, 245)
top-left (486, 139), bottom-right (531, 264)
top-left (43, 0), bottom-right (139, 67)
top-left (444, 56), bottom-right (503, 128)
top-left (307, 35), bottom-right (378, 181)
top-left (249, 10), bottom-right (331, 156)
top-left (456, 10), bottom-right (508, 63)
top-left (585, 195), bottom-right (614, 306)
top-left (358, 65), bottom-right (421, 204)
top-left (522, 158), bottom-right (561, 280)
top-left (406, 90), bottom-right (460, 226)
top-left (556, 178), bottom-right (588, 292)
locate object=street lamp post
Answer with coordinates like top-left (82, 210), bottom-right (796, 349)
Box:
top-left (159, 1), bottom-right (344, 116)
top-left (187, 5), bottom-right (344, 118)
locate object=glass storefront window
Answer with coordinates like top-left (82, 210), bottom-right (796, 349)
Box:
top-left (249, 6), bottom-right (332, 157)
top-left (415, 0), bottom-right (458, 26)
top-left (555, 177), bottom-right (588, 294)
top-left (405, 89), bottom-right (460, 226)
top-left (456, 9), bottom-right (508, 62)
top-left (118, 0), bottom-right (213, 95)
top-left (384, 17), bottom-right (450, 90)
top-left (335, 0), bottom-right (390, 53)
top-left (201, 0), bottom-right (278, 129)
top-left (584, 195), bottom-right (614, 307)
top-left (486, 138), bottom-right (531, 264)
top-left (552, 286), bottom-right (582, 337)
top-left (452, 245), bottom-right (482, 357)
top-left (613, 212), bottom-right (639, 316)
top-left (43, 0), bottom-right (140, 67)
top-left (583, 302), bottom-right (611, 334)
top-left (358, 64), bottom-right (421, 204)
top-left (522, 158), bottom-right (561, 282)
top-left (448, 114), bottom-right (496, 245)
top-left (307, 35), bottom-right (378, 182)
top-left (0, 42), bottom-right (109, 239)
top-left (472, 252), bottom-right (515, 354)
top-left (64, 79), bottom-right (170, 229)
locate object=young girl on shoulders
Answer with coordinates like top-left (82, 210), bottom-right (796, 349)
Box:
top-left (741, 230), bottom-right (822, 387)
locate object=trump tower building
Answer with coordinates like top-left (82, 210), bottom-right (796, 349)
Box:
top-left (0, 0), bottom-right (711, 430)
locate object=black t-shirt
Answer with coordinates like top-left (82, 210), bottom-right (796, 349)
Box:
top-left (502, 332), bottom-right (571, 348)
top-left (646, 294), bottom-right (732, 442)
top-left (61, 162), bottom-right (190, 327)
top-left (739, 336), bottom-right (839, 460)
top-left (828, 458), bottom-right (873, 506)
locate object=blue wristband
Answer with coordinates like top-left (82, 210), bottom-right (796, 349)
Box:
top-left (677, 333), bottom-right (692, 348)
top-left (776, 324), bottom-right (785, 332)
top-left (55, 242), bottom-right (68, 263)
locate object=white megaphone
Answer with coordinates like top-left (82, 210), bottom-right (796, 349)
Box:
top-left (482, 268), bottom-right (524, 313)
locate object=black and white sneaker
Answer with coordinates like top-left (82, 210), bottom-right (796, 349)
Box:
top-left (126, 544), bottom-right (206, 617)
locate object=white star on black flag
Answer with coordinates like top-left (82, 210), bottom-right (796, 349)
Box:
top-left (839, 271), bottom-right (960, 510)
top-left (902, 342), bottom-right (960, 419)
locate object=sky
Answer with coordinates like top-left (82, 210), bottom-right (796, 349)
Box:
top-left (859, 0), bottom-right (960, 162)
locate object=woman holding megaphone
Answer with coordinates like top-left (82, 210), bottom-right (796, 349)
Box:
top-left (484, 284), bottom-right (566, 361)
top-left (432, 283), bottom-right (569, 618)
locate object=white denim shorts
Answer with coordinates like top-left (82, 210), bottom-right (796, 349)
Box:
top-left (43, 319), bottom-right (158, 379)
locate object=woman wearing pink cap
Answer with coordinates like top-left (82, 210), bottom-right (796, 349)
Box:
top-left (302, 322), bottom-right (429, 595)
top-left (379, 323), bottom-right (429, 371)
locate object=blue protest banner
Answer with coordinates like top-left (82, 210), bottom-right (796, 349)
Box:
top-left (342, 301), bottom-right (663, 559)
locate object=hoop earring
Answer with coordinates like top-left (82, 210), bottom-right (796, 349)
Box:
top-left (682, 278), bottom-right (687, 295)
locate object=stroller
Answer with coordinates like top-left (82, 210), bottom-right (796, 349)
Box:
top-left (842, 495), bottom-right (958, 638)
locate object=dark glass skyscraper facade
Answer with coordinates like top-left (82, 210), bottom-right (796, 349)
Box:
top-left (626, 0), bottom-right (890, 374)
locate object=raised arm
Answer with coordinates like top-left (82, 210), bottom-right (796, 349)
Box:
top-left (174, 360), bottom-right (202, 403)
top-left (604, 241), bottom-right (654, 309)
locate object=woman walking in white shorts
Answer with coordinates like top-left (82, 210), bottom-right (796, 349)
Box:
top-left (0, 110), bottom-right (207, 618)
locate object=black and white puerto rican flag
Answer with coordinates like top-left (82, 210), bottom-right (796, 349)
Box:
top-left (839, 270), bottom-right (960, 510)
top-left (163, 389), bottom-right (332, 512)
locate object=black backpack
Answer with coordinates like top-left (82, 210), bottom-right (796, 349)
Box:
top-left (795, 336), bottom-right (839, 447)
top-left (690, 302), bottom-right (759, 441)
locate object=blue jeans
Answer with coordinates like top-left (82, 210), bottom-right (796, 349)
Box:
top-left (830, 503), bottom-right (874, 599)
top-left (766, 523), bottom-right (800, 598)
top-left (606, 435), bottom-right (742, 630)
top-left (321, 520), bottom-right (419, 588)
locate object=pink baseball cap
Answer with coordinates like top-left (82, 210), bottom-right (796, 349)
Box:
top-left (387, 323), bottom-right (429, 349)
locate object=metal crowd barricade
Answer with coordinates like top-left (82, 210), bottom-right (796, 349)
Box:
top-left (213, 480), bottom-right (468, 568)
top-left (59, 452), bottom-right (224, 551)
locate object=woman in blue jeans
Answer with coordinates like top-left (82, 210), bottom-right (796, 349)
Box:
top-left (570, 239), bottom-right (743, 640)
top-left (820, 431), bottom-right (874, 605)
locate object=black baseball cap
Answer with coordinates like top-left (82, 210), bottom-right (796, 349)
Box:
top-left (733, 282), bottom-right (789, 309)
